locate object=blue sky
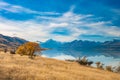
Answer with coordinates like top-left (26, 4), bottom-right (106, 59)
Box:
top-left (0, 0), bottom-right (120, 42)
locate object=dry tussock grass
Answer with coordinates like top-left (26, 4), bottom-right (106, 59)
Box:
top-left (0, 52), bottom-right (120, 80)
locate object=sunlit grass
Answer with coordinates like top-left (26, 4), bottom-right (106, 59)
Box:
top-left (0, 52), bottom-right (120, 80)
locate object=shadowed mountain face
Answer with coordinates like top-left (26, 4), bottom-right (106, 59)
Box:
top-left (41, 39), bottom-right (62, 49)
top-left (0, 34), bottom-right (27, 50)
top-left (41, 39), bottom-right (120, 58)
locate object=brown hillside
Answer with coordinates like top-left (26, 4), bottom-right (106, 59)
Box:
top-left (0, 52), bottom-right (120, 80)
top-left (0, 34), bottom-right (27, 50)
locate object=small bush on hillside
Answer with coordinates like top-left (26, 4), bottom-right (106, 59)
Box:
top-left (10, 50), bottom-right (16, 54)
top-left (106, 66), bottom-right (113, 72)
top-left (16, 42), bottom-right (44, 59)
top-left (95, 62), bottom-right (104, 69)
top-left (65, 59), bottom-right (75, 62)
top-left (113, 63), bottom-right (120, 73)
top-left (99, 64), bottom-right (104, 70)
top-left (95, 62), bottom-right (101, 68)
top-left (115, 66), bottom-right (120, 73)
top-left (4, 48), bottom-right (7, 53)
top-left (87, 61), bottom-right (93, 66)
top-left (76, 56), bottom-right (93, 66)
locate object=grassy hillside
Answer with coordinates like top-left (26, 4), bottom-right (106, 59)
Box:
top-left (0, 52), bottom-right (120, 80)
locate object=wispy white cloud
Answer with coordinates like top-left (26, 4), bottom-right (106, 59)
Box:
top-left (0, 5), bottom-right (120, 42)
top-left (0, 17), bottom-right (49, 41)
top-left (0, 1), bottom-right (60, 15)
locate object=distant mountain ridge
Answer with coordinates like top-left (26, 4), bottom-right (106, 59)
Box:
top-left (41, 39), bottom-right (120, 57)
top-left (41, 39), bottom-right (120, 51)
top-left (41, 39), bottom-right (62, 49)
top-left (0, 34), bottom-right (27, 50)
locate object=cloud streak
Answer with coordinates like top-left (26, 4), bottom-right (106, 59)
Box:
top-left (0, 1), bottom-right (120, 42)
top-left (0, 1), bottom-right (60, 15)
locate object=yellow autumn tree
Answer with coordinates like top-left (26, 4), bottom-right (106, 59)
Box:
top-left (16, 42), bottom-right (45, 58)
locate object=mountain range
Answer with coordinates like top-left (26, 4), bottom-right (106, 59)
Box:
top-left (0, 34), bottom-right (27, 50)
top-left (0, 34), bottom-right (120, 57)
top-left (41, 39), bottom-right (120, 58)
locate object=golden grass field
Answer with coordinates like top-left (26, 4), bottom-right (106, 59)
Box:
top-left (0, 52), bottom-right (120, 80)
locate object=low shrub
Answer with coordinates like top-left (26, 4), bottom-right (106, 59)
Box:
top-left (106, 66), bottom-right (113, 72)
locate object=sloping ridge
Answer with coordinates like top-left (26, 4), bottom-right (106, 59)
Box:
top-left (0, 34), bottom-right (27, 50)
